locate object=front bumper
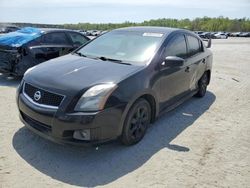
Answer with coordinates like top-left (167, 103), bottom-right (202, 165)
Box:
top-left (0, 49), bottom-right (18, 74)
top-left (18, 92), bottom-right (126, 146)
top-left (0, 59), bottom-right (12, 74)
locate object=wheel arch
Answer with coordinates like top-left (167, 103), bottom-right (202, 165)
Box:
top-left (206, 69), bottom-right (211, 85)
top-left (139, 94), bottom-right (157, 123)
top-left (117, 90), bottom-right (159, 136)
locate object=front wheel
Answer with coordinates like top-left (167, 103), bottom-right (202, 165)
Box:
top-left (121, 98), bottom-right (151, 145)
top-left (195, 72), bottom-right (208, 98)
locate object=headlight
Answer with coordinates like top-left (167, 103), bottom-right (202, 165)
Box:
top-left (74, 83), bottom-right (117, 111)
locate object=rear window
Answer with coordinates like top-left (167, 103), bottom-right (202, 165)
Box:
top-left (68, 32), bottom-right (88, 46)
top-left (42, 32), bottom-right (69, 44)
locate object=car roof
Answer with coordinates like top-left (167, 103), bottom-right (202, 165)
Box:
top-left (114, 26), bottom-right (189, 35)
top-left (0, 24), bottom-right (19, 28)
top-left (38, 28), bottom-right (81, 33)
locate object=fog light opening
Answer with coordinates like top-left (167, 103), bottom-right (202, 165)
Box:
top-left (73, 130), bottom-right (90, 140)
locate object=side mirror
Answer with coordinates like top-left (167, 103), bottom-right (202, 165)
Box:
top-left (162, 56), bottom-right (184, 67)
top-left (206, 38), bottom-right (212, 48)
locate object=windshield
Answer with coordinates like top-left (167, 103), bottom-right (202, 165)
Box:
top-left (77, 30), bottom-right (164, 65)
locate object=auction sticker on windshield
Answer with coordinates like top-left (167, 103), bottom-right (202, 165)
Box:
top-left (143, 33), bottom-right (163, 37)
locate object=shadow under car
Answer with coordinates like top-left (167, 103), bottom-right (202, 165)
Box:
top-left (13, 91), bottom-right (216, 187)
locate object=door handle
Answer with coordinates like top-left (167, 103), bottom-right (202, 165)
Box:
top-left (185, 66), bottom-right (190, 72)
top-left (202, 58), bottom-right (206, 64)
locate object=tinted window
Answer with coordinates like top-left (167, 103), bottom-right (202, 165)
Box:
top-left (28, 36), bottom-right (42, 45)
top-left (42, 32), bottom-right (69, 44)
top-left (187, 35), bottom-right (201, 56)
top-left (68, 32), bottom-right (88, 46)
top-left (165, 34), bottom-right (187, 58)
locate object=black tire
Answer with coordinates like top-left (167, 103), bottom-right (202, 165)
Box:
top-left (121, 98), bottom-right (151, 146)
top-left (195, 72), bottom-right (208, 98)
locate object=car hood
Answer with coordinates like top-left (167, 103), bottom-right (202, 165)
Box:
top-left (24, 54), bottom-right (143, 95)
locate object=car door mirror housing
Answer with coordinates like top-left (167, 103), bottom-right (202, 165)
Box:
top-left (163, 56), bottom-right (184, 67)
top-left (207, 38), bottom-right (212, 48)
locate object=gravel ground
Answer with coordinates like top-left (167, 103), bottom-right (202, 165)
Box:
top-left (0, 38), bottom-right (250, 188)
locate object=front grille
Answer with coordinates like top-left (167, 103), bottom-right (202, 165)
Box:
top-left (23, 83), bottom-right (64, 108)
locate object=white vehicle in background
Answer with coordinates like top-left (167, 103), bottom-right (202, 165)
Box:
top-left (231, 32), bottom-right (242, 37)
top-left (214, 33), bottom-right (228, 39)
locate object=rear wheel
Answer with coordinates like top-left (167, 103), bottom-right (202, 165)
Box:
top-left (121, 98), bottom-right (151, 145)
top-left (195, 72), bottom-right (208, 98)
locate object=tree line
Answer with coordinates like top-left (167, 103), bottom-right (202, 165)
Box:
top-left (63, 17), bottom-right (250, 32)
top-left (8, 17), bottom-right (250, 32)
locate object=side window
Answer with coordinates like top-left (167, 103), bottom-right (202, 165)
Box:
top-left (68, 32), bottom-right (88, 46)
top-left (186, 35), bottom-right (202, 56)
top-left (28, 36), bottom-right (42, 45)
top-left (165, 34), bottom-right (187, 59)
top-left (42, 32), bottom-right (69, 44)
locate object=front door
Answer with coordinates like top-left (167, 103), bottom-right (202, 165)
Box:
top-left (157, 34), bottom-right (190, 110)
top-left (36, 32), bottom-right (73, 61)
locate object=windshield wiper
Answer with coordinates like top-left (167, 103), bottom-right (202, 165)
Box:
top-left (75, 53), bottom-right (131, 65)
top-left (74, 52), bottom-right (87, 57)
top-left (98, 56), bottom-right (131, 65)
top-left (74, 52), bottom-right (98, 60)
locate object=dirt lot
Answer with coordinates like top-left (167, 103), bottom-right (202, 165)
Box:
top-left (0, 38), bottom-right (250, 188)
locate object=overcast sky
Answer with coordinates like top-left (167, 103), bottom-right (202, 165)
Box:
top-left (0, 0), bottom-right (249, 24)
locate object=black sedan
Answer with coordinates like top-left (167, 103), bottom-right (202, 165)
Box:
top-left (0, 27), bottom-right (89, 76)
top-left (17, 27), bottom-right (213, 146)
top-left (0, 24), bottom-right (20, 33)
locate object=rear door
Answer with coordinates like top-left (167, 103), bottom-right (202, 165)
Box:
top-left (185, 34), bottom-right (206, 91)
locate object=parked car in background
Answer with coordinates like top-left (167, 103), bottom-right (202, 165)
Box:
top-left (239, 32), bottom-right (250, 37)
top-left (17, 26), bottom-right (213, 146)
top-left (230, 32), bottom-right (242, 37)
top-left (93, 30), bottom-right (102, 36)
top-left (79, 30), bottom-right (88, 36)
top-left (194, 31), bottom-right (250, 38)
top-left (214, 33), bottom-right (228, 39)
top-left (197, 32), bottom-right (207, 39)
top-left (0, 27), bottom-right (89, 76)
top-left (0, 25), bottom-right (20, 33)
top-left (87, 30), bottom-right (102, 36)
top-left (194, 31), bottom-right (204, 35)
top-left (198, 32), bottom-right (216, 39)
top-left (194, 31), bottom-right (217, 39)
